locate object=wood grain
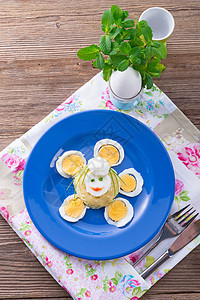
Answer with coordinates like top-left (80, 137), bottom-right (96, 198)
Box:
top-left (0, 0), bottom-right (200, 299)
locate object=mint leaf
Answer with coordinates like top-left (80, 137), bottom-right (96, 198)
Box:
top-left (96, 52), bottom-right (105, 69)
top-left (122, 19), bottom-right (135, 28)
top-left (109, 42), bottom-right (119, 55)
top-left (125, 28), bottom-right (137, 39)
top-left (111, 5), bottom-right (123, 24)
top-left (103, 63), bottom-right (112, 81)
top-left (92, 60), bottom-right (97, 68)
top-left (119, 42), bottom-right (131, 54)
top-left (101, 9), bottom-right (113, 33)
top-left (152, 41), bottom-right (167, 59)
top-left (129, 46), bottom-right (141, 61)
top-left (118, 59), bottom-right (130, 71)
top-left (145, 43), bottom-right (153, 60)
top-left (145, 73), bottom-right (153, 89)
top-left (109, 54), bottom-right (127, 67)
top-left (129, 37), bottom-right (144, 47)
top-left (110, 27), bottom-right (121, 39)
top-left (77, 44), bottom-right (100, 60)
top-left (99, 35), bottom-right (112, 55)
top-left (121, 10), bottom-right (129, 21)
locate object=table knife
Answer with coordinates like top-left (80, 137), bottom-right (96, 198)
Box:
top-left (141, 219), bottom-right (200, 279)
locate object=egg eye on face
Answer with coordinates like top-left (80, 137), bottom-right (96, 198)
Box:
top-left (91, 178), bottom-right (95, 182)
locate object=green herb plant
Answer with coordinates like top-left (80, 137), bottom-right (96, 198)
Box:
top-left (77, 5), bottom-right (167, 89)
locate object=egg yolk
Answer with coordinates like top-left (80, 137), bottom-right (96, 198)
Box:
top-left (64, 198), bottom-right (85, 218)
top-left (107, 200), bottom-right (128, 222)
top-left (120, 174), bottom-right (137, 192)
top-left (62, 155), bottom-right (84, 176)
top-left (98, 145), bottom-right (119, 166)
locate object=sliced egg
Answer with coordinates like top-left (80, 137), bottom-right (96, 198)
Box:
top-left (104, 198), bottom-right (134, 227)
top-left (84, 171), bottom-right (111, 197)
top-left (59, 195), bottom-right (86, 222)
top-left (88, 157), bottom-right (110, 176)
top-left (94, 139), bottom-right (124, 166)
top-left (119, 168), bottom-right (143, 197)
top-left (56, 150), bottom-right (86, 178)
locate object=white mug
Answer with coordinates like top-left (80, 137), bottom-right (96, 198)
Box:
top-left (139, 7), bottom-right (175, 43)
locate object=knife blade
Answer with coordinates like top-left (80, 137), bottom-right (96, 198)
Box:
top-left (141, 219), bottom-right (200, 279)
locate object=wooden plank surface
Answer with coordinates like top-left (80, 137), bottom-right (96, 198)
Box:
top-left (0, 0), bottom-right (200, 299)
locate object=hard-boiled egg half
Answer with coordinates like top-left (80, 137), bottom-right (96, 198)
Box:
top-left (119, 168), bottom-right (144, 197)
top-left (94, 139), bottom-right (124, 166)
top-left (104, 198), bottom-right (134, 227)
top-left (59, 195), bottom-right (87, 222)
top-left (56, 150), bottom-right (86, 178)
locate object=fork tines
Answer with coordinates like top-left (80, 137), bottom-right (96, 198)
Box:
top-left (172, 204), bottom-right (199, 228)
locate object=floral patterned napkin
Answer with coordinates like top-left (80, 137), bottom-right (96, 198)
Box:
top-left (0, 72), bottom-right (200, 300)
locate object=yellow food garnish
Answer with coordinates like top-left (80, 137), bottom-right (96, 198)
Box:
top-left (98, 145), bottom-right (119, 166)
top-left (107, 200), bottom-right (128, 222)
top-left (120, 174), bottom-right (137, 192)
top-left (62, 155), bottom-right (84, 176)
top-left (64, 198), bottom-right (84, 218)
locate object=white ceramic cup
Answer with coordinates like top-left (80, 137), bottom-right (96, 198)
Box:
top-left (139, 7), bottom-right (175, 42)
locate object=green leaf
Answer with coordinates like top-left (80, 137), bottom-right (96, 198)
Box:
top-left (101, 25), bottom-right (107, 33)
top-left (145, 43), bottom-right (153, 60)
top-left (129, 37), bottom-right (144, 47)
top-left (92, 60), bottom-right (97, 68)
top-left (152, 41), bottom-right (167, 59)
top-left (109, 54), bottom-right (127, 67)
top-left (145, 73), bottom-right (154, 89)
top-left (110, 27), bottom-right (121, 39)
top-left (180, 196), bottom-right (190, 202)
top-left (101, 9), bottom-right (113, 33)
top-left (96, 52), bottom-right (105, 70)
top-left (119, 42), bottom-right (131, 55)
top-left (121, 10), bottom-right (129, 21)
top-left (109, 42), bottom-right (119, 55)
top-left (111, 5), bottom-right (122, 24)
top-left (115, 271), bottom-right (123, 281)
top-left (180, 190), bottom-right (189, 196)
top-left (129, 46), bottom-right (141, 61)
top-left (99, 35), bottom-right (112, 55)
top-left (103, 63), bottom-right (112, 81)
top-left (144, 255), bottom-right (155, 268)
top-left (125, 28), bottom-right (137, 39)
top-left (118, 59), bottom-right (130, 71)
top-left (137, 20), bottom-right (153, 42)
top-left (111, 278), bottom-right (118, 285)
top-left (77, 44), bottom-right (100, 60)
top-left (122, 19), bottom-right (135, 28)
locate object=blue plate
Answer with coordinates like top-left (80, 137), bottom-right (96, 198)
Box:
top-left (23, 110), bottom-right (175, 260)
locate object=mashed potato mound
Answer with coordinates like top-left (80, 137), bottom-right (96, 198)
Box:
top-left (74, 168), bottom-right (119, 208)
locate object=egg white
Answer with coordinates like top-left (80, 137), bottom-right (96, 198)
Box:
top-left (59, 194), bottom-right (87, 222)
top-left (119, 168), bottom-right (144, 197)
top-left (104, 198), bottom-right (134, 227)
top-left (84, 172), bottom-right (111, 197)
top-left (88, 157), bottom-right (110, 176)
top-left (94, 139), bottom-right (124, 166)
top-left (56, 150), bottom-right (86, 178)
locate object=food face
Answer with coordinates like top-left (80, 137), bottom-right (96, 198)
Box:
top-left (94, 139), bottom-right (124, 166)
top-left (74, 167), bottom-right (119, 209)
top-left (56, 150), bottom-right (86, 178)
top-left (59, 195), bottom-right (86, 222)
top-left (84, 172), bottom-right (111, 197)
top-left (119, 168), bottom-right (143, 197)
top-left (104, 198), bottom-right (134, 227)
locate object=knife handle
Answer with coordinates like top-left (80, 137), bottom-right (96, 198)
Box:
top-left (141, 250), bottom-right (171, 279)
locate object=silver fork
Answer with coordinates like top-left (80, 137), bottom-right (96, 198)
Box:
top-left (133, 204), bottom-right (199, 268)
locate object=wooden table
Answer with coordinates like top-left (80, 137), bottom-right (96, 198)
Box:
top-left (0, 1), bottom-right (200, 299)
